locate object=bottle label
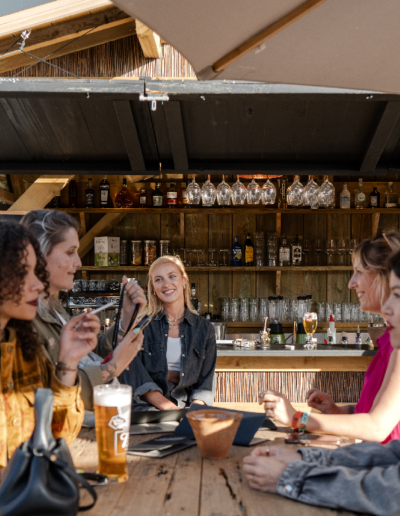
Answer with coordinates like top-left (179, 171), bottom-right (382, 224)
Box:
top-left (292, 245), bottom-right (302, 265)
top-left (101, 190), bottom-right (108, 202)
top-left (167, 192), bottom-right (177, 205)
top-left (140, 196), bottom-right (146, 204)
top-left (386, 202), bottom-right (397, 208)
top-left (279, 248), bottom-right (290, 262)
top-left (357, 193), bottom-right (366, 202)
top-left (245, 247), bottom-right (253, 263)
top-left (370, 196), bottom-right (377, 206)
top-left (85, 193), bottom-right (94, 207)
top-left (232, 247), bottom-right (242, 265)
top-left (182, 192), bottom-right (187, 205)
top-left (340, 196), bottom-right (350, 209)
top-left (153, 196), bottom-right (163, 207)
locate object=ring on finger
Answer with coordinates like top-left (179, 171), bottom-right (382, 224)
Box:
top-left (248, 475), bottom-right (254, 481)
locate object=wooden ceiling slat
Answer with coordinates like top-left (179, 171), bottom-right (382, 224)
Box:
top-left (0, 102), bottom-right (31, 160)
top-left (163, 101), bottom-right (188, 171)
top-left (114, 100), bottom-right (146, 171)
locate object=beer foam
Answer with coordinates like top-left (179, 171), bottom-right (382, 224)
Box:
top-left (93, 386), bottom-right (132, 407)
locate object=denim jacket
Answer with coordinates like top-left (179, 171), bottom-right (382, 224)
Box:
top-left (278, 440), bottom-right (400, 516)
top-left (120, 308), bottom-right (217, 407)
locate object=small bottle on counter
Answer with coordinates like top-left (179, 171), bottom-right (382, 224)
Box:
top-left (339, 183), bottom-right (351, 209)
top-left (139, 188), bottom-right (147, 208)
top-left (50, 191), bottom-right (61, 208)
top-left (369, 186), bottom-right (380, 208)
top-left (355, 325), bottom-right (362, 345)
top-left (329, 314), bottom-right (336, 344)
top-left (385, 182), bottom-right (397, 208)
top-left (182, 181), bottom-right (190, 208)
top-left (115, 178), bottom-right (134, 208)
top-left (354, 178), bottom-right (367, 209)
top-left (152, 182), bottom-right (164, 207)
top-left (85, 178), bottom-right (95, 208)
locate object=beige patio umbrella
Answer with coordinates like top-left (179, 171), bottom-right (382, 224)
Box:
top-left (112, 0), bottom-right (400, 94)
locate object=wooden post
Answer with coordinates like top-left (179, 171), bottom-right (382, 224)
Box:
top-left (372, 213), bottom-right (380, 238)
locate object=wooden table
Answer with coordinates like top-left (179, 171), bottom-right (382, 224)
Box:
top-left (71, 427), bottom-right (358, 516)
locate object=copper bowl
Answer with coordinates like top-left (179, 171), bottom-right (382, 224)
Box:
top-left (187, 409), bottom-right (243, 459)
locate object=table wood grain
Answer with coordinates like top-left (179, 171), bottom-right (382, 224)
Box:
top-left (71, 427), bottom-right (358, 516)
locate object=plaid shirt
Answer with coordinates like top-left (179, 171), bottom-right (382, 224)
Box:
top-left (0, 327), bottom-right (84, 469)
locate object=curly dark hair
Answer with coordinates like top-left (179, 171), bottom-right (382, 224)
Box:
top-left (0, 222), bottom-right (49, 361)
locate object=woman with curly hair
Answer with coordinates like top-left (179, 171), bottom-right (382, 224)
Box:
top-left (21, 210), bottom-right (146, 411)
top-left (0, 222), bottom-right (100, 469)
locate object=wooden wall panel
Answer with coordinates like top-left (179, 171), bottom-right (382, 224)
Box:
top-left (185, 213), bottom-right (209, 312)
top-left (255, 213), bottom-right (276, 299)
top-left (280, 213), bottom-right (304, 299)
top-left (232, 214), bottom-right (256, 299)
top-left (208, 213), bottom-right (232, 315)
top-left (327, 214), bottom-right (351, 303)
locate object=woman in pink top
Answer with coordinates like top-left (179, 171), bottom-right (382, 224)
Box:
top-left (258, 232), bottom-right (400, 443)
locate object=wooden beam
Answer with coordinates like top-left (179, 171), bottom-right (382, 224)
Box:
top-left (9, 175), bottom-right (24, 200)
top-left (0, 7), bottom-right (129, 57)
top-left (135, 20), bottom-right (161, 58)
top-left (0, 0), bottom-right (115, 38)
top-left (0, 188), bottom-right (15, 205)
top-left (113, 101), bottom-right (146, 172)
top-left (78, 213), bottom-right (126, 259)
top-left (372, 213), bottom-right (380, 237)
top-left (164, 101), bottom-right (189, 171)
top-left (360, 102), bottom-right (400, 172)
top-left (8, 175), bottom-right (74, 211)
top-left (212, 0), bottom-right (328, 73)
top-left (0, 18), bottom-right (136, 74)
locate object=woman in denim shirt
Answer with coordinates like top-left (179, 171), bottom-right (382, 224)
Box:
top-left (120, 256), bottom-right (217, 410)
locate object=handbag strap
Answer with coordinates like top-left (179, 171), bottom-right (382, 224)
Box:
top-left (41, 450), bottom-right (99, 511)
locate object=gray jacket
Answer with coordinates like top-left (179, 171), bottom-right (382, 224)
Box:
top-left (120, 308), bottom-right (217, 407)
top-left (278, 440), bottom-right (400, 516)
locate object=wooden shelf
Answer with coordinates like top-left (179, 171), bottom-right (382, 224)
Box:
top-left (228, 322), bottom-right (369, 329)
top-left (2, 208), bottom-right (397, 216)
top-left (77, 265), bottom-right (353, 272)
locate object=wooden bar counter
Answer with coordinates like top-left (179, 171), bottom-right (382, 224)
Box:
top-left (215, 344), bottom-right (376, 407)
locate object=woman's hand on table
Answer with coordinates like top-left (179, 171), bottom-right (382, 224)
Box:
top-left (120, 277), bottom-right (147, 331)
top-left (250, 445), bottom-right (302, 465)
top-left (306, 388), bottom-right (343, 414)
top-left (258, 390), bottom-right (296, 426)
top-left (242, 454), bottom-right (288, 493)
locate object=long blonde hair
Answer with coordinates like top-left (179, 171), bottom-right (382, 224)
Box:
top-left (141, 255), bottom-right (197, 319)
top-left (352, 231), bottom-right (400, 307)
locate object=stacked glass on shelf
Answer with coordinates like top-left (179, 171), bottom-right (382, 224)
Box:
top-left (221, 296), bottom-right (383, 324)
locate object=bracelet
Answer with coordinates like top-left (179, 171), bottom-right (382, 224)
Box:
top-left (55, 362), bottom-right (78, 373)
top-left (298, 411), bottom-right (310, 433)
top-left (291, 411), bottom-right (303, 430)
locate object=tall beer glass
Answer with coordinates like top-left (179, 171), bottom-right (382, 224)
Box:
top-left (303, 312), bottom-right (318, 349)
top-left (93, 384), bottom-right (132, 482)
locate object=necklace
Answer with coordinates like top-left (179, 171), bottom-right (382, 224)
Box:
top-left (166, 313), bottom-right (185, 327)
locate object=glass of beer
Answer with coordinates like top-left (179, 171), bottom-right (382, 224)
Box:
top-left (93, 384), bottom-right (132, 483)
top-left (303, 312), bottom-right (318, 349)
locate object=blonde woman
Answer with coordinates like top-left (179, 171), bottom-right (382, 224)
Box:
top-left (120, 255), bottom-right (217, 410)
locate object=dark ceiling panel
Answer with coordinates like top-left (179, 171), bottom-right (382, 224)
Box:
top-left (78, 99), bottom-right (127, 159)
top-left (0, 98), bottom-right (63, 161)
top-left (38, 98), bottom-right (97, 160)
top-left (0, 102), bottom-right (31, 161)
top-left (130, 101), bottom-right (159, 161)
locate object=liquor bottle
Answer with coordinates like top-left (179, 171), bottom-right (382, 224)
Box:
top-left (85, 178), bottom-right (95, 208)
top-left (244, 233), bottom-right (254, 266)
top-left (385, 182), bottom-right (397, 208)
top-left (99, 176), bottom-right (110, 208)
top-left (68, 179), bottom-right (77, 208)
top-left (339, 183), bottom-right (351, 209)
top-left (50, 191), bottom-right (61, 208)
top-left (291, 235), bottom-right (302, 266)
top-left (167, 182), bottom-right (178, 208)
top-left (139, 187), bottom-right (147, 208)
top-left (191, 283), bottom-right (200, 314)
top-left (115, 178), bottom-right (134, 208)
top-left (152, 182), bottom-right (164, 208)
top-left (277, 176), bottom-right (288, 209)
top-left (231, 236), bottom-right (243, 266)
top-left (182, 180), bottom-right (190, 208)
top-left (369, 186), bottom-right (380, 208)
top-left (354, 178), bottom-right (367, 209)
top-left (278, 235), bottom-right (291, 266)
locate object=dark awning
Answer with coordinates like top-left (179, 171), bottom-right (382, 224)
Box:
top-left (0, 78), bottom-right (399, 176)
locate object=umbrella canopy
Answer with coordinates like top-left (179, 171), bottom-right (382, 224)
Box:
top-left (113, 0), bottom-right (400, 94)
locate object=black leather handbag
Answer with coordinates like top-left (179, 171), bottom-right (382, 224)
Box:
top-left (0, 388), bottom-right (100, 516)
